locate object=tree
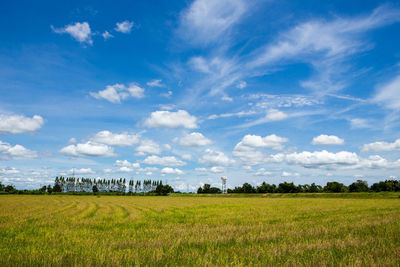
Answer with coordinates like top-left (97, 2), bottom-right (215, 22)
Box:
top-left (197, 184), bottom-right (221, 194)
top-left (324, 182), bottom-right (347, 193)
top-left (4, 185), bottom-right (17, 193)
top-left (39, 186), bottom-right (47, 193)
top-left (278, 182), bottom-right (299, 193)
top-left (155, 184), bottom-right (174, 195)
top-left (53, 183), bottom-right (62, 193)
top-left (256, 182), bottom-right (276, 193)
top-left (92, 185), bottom-right (99, 193)
top-left (0, 181), bottom-right (4, 191)
top-left (242, 183), bottom-right (256, 193)
top-left (349, 180), bottom-right (369, 192)
top-left (47, 185), bottom-right (53, 194)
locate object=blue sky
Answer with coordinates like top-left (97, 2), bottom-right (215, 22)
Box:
top-left (1, 0), bottom-right (400, 190)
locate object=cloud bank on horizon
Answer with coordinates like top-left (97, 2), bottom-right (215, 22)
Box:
top-left (1, 0), bottom-right (400, 190)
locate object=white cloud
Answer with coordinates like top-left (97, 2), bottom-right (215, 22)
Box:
top-left (0, 167), bottom-right (20, 175)
top-left (91, 131), bottom-right (140, 146)
top-left (144, 110), bottom-right (198, 129)
top-left (237, 81), bottom-right (247, 89)
top-left (147, 79), bottom-right (164, 87)
top-left (0, 114), bottom-right (44, 134)
top-left (221, 96), bottom-right (233, 102)
top-left (161, 167), bottom-right (184, 175)
top-left (176, 132), bottom-right (212, 147)
top-left (232, 134), bottom-right (288, 166)
top-left (210, 166), bottom-right (225, 173)
top-left (90, 83), bottom-right (144, 103)
top-left (102, 31), bottom-right (114, 40)
top-left (142, 155), bottom-right (186, 167)
top-left (236, 134), bottom-right (288, 150)
top-left (251, 94), bottom-right (320, 108)
top-left (178, 0), bottom-right (247, 45)
top-left (0, 141), bottom-right (37, 159)
top-left (199, 149), bottom-right (235, 166)
top-left (208, 110), bottom-right (256, 120)
top-left (195, 167), bottom-right (207, 172)
top-left (349, 118), bottom-right (371, 129)
top-left (60, 141), bottom-right (115, 157)
top-left (135, 140), bottom-right (161, 156)
top-left (115, 21), bottom-right (134, 33)
top-left (255, 168), bottom-right (272, 176)
top-left (249, 6), bottom-right (400, 95)
top-left (361, 139), bottom-right (400, 152)
top-left (312, 135), bottom-right (344, 145)
top-left (374, 75), bottom-right (400, 110)
top-left (285, 150), bottom-right (359, 169)
top-left (282, 171), bottom-right (300, 177)
top-left (182, 154), bottom-right (192, 160)
top-left (52, 22), bottom-right (92, 44)
top-left (265, 109), bottom-right (289, 121)
top-left (114, 160), bottom-right (140, 169)
top-left (68, 138), bottom-right (77, 144)
top-left (68, 168), bottom-right (95, 175)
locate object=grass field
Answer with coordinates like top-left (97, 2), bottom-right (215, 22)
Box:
top-left (1, 194), bottom-right (400, 266)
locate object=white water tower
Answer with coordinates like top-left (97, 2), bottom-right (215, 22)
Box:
top-left (221, 176), bottom-right (227, 194)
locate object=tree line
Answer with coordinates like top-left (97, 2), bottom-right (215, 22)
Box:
top-left (0, 177), bottom-right (174, 195)
top-left (197, 179), bottom-right (400, 194)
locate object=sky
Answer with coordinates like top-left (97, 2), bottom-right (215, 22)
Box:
top-left (1, 0), bottom-right (400, 191)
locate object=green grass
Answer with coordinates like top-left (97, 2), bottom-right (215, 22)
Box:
top-left (1, 195), bottom-right (399, 266)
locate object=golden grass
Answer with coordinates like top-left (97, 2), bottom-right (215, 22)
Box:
top-left (0, 195), bottom-right (399, 266)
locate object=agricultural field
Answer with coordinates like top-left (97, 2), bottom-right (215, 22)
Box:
top-left (1, 194), bottom-right (400, 266)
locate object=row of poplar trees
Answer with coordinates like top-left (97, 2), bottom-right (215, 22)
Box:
top-left (54, 177), bottom-right (163, 193)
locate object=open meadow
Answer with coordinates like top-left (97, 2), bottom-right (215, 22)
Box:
top-left (1, 194), bottom-right (400, 266)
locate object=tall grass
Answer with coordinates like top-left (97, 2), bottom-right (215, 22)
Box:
top-left (0, 195), bottom-right (399, 266)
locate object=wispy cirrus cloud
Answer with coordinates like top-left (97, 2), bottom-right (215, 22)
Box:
top-left (177, 0), bottom-right (247, 46)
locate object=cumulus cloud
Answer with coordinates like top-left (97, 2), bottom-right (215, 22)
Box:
top-left (144, 110), bottom-right (198, 129)
top-left (285, 150), bottom-right (359, 169)
top-left (52, 22), bottom-right (92, 44)
top-left (102, 31), bottom-right (114, 40)
top-left (114, 160), bottom-right (140, 169)
top-left (361, 139), bottom-right (400, 152)
top-left (232, 134), bottom-right (288, 166)
top-left (135, 140), bottom-right (161, 156)
top-left (210, 166), bottom-right (225, 173)
top-left (115, 21), bottom-right (134, 33)
top-left (142, 155), bottom-right (186, 166)
top-left (0, 141), bottom-right (38, 159)
top-left (161, 167), bottom-right (184, 175)
top-left (176, 132), bottom-right (212, 147)
top-left (178, 0), bottom-right (247, 45)
top-left (265, 109), bottom-right (289, 121)
top-left (90, 83), bottom-right (144, 103)
top-left (91, 131), bottom-right (140, 146)
top-left (199, 149), bottom-right (235, 166)
top-left (236, 134), bottom-right (288, 150)
top-left (68, 168), bottom-right (95, 175)
top-left (312, 135), bottom-right (344, 145)
top-left (0, 114), bottom-right (44, 134)
top-left (60, 141), bottom-right (115, 157)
